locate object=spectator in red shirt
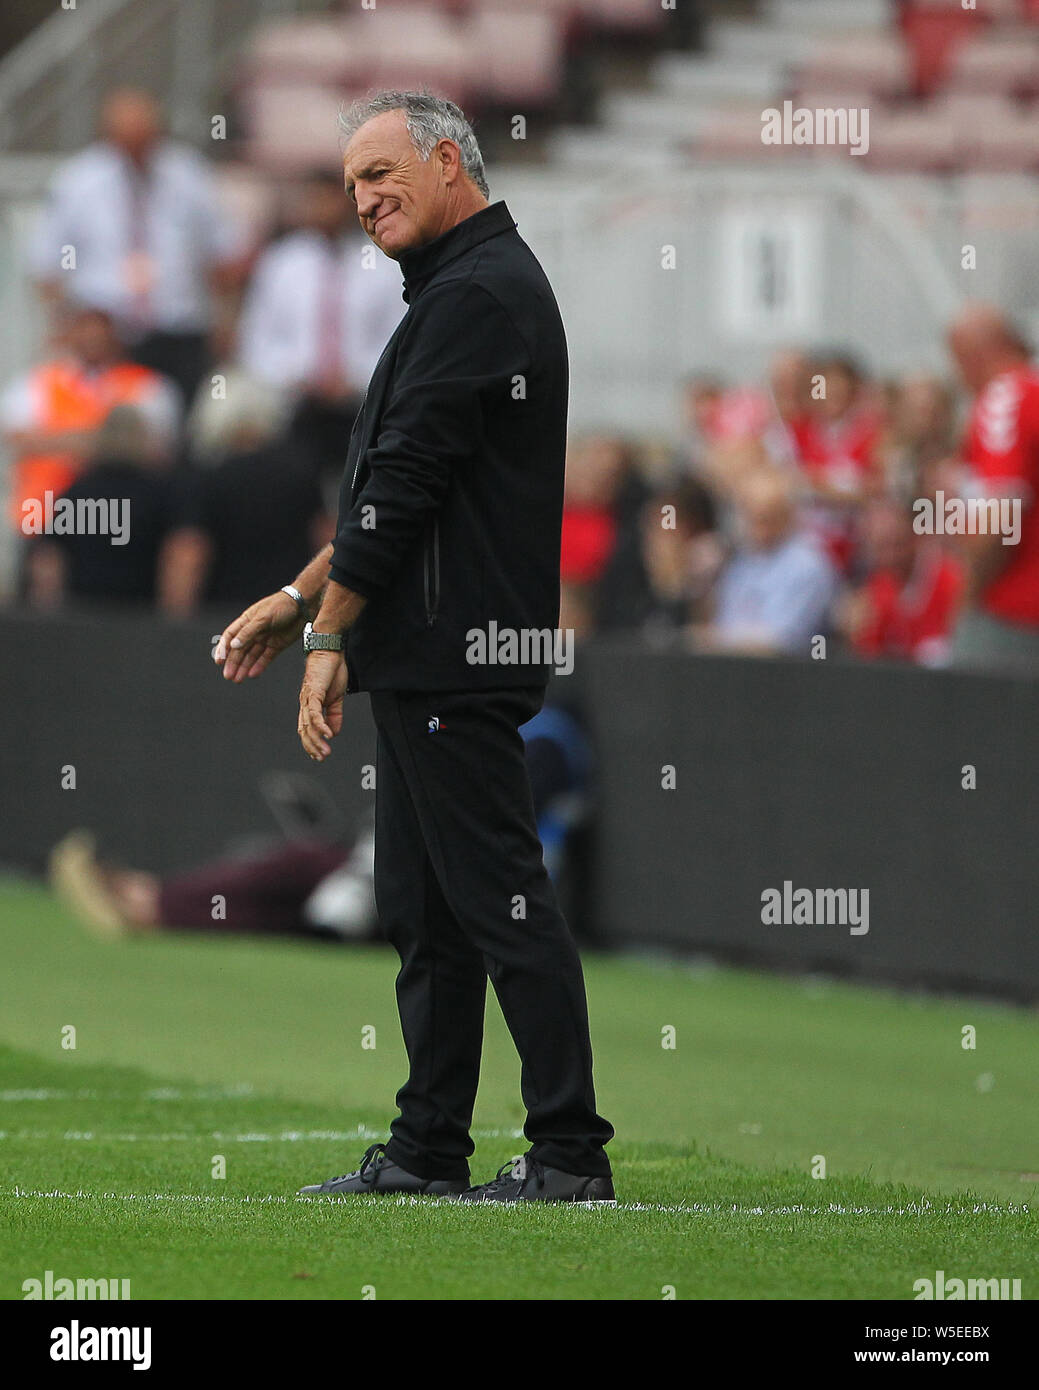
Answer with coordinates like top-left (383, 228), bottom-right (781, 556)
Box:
top-left (801, 352), bottom-right (885, 573)
top-left (843, 498), bottom-right (964, 667)
top-left (948, 303), bottom-right (1039, 676)
top-left (560, 435), bottom-right (622, 584)
top-left (807, 353), bottom-right (884, 499)
top-left (762, 347), bottom-right (823, 470)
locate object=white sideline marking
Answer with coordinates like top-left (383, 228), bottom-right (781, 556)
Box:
top-left (0, 1127), bottom-right (526, 1143)
top-left (0, 1084), bottom-right (256, 1102)
top-left (5, 1187), bottom-right (1029, 1217)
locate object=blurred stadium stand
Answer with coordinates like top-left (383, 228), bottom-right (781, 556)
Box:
top-left (1, 1), bottom-right (1038, 996)
top-left (1, 0), bottom-right (1038, 597)
top-left (1, 0), bottom-right (1037, 428)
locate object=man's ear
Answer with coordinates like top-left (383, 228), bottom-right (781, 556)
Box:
top-left (438, 138), bottom-right (459, 181)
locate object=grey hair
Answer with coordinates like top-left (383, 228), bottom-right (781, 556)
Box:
top-left (338, 89), bottom-right (489, 199)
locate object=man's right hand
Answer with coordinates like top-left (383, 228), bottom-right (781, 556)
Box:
top-left (213, 591), bottom-right (307, 682)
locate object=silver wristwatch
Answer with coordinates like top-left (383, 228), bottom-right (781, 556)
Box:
top-left (302, 621), bottom-right (345, 654)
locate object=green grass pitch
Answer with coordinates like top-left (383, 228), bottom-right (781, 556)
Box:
top-left (1, 875), bottom-right (1035, 1300)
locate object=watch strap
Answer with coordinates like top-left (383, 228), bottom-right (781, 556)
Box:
top-left (302, 621), bottom-right (345, 654)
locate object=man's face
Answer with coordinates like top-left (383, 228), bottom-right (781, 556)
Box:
top-left (102, 91), bottom-right (161, 162)
top-left (739, 478), bottom-right (793, 551)
top-left (816, 365), bottom-right (856, 421)
top-left (745, 498), bottom-right (787, 550)
top-left (769, 352), bottom-right (810, 421)
top-left (684, 383), bottom-right (721, 437)
top-left (864, 506), bottom-right (914, 576)
top-left (948, 327), bottom-right (988, 395)
top-left (66, 310), bottom-right (119, 366)
top-left (897, 377), bottom-right (947, 443)
top-left (343, 111), bottom-right (449, 259)
top-left (298, 180), bottom-right (348, 237)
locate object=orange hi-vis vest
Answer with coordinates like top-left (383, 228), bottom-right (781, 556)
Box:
top-left (10, 358), bottom-right (158, 527)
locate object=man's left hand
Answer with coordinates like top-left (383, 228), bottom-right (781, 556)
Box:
top-left (298, 651), bottom-right (348, 761)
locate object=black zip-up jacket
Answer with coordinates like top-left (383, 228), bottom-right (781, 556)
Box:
top-left (328, 200), bottom-right (568, 692)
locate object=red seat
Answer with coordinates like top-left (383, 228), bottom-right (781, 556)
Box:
top-left (899, 4), bottom-right (980, 96)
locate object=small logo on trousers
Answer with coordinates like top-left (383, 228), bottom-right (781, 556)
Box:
top-left (427, 717), bottom-right (442, 733)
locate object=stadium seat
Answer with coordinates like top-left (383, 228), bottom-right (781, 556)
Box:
top-left (599, 90), bottom-right (707, 145)
top-left (782, 88), bottom-right (882, 160)
top-left (694, 108), bottom-right (791, 163)
top-left (862, 107), bottom-right (959, 172)
top-left (931, 90), bottom-right (1022, 132)
top-left (466, 8), bottom-right (566, 107)
top-left (473, 0), bottom-right (584, 55)
top-left (766, 0), bottom-right (892, 30)
top-left (899, 3), bottom-right (979, 96)
top-left (653, 52), bottom-right (787, 106)
top-left (241, 83), bottom-right (351, 174)
top-left (968, 104), bottom-right (1039, 170)
top-left (345, 6), bottom-right (474, 104)
top-left (239, 18), bottom-right (360, 87)
top-left (545, 126), bottom-right (685, 171)
top-left (709, 19), bottom-right (820, 70)
top-left (794, 34), bottom-right (914, 102)
top-left (944, 31), bottom-right (1039, 97)
top-left (902, 0), bottom-right (1020, 15)
top-left (572, 0), bottom-right (666, 34)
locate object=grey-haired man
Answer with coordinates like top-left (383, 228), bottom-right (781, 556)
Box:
top-left (215, 92), bottom-right (614, 1204)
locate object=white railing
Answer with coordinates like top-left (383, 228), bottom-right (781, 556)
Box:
top-left (0, 0), bottom-right (318, 153)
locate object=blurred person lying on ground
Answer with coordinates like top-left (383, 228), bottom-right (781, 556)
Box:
top-left (22, 404), bottom-right (199, 612)
top-left (47, 703), bottom-right (593, 942)
top-left (692, 467), bottom-right (838, 658)
top-left (1, 300), bottom-right (179, 538)
top-left (167, 369), bottom-right (333, 614)
top-left (838, 497), bottom-right (964, 667)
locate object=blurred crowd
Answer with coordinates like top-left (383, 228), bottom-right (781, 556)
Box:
top-left (3, 88), bottom-right (402, 615)
top-left (6, 88), bottom-right (1039, 679)
top-left (565, 310), bottom-right (1039, 678)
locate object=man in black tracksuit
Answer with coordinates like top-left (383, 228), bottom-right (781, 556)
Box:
top-left (214, 93), bottom-right (614, 1203)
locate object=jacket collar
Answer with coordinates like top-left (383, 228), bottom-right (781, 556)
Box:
top-left (399, 200), bottom-right (516, 303)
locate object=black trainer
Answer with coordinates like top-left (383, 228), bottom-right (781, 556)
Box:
top-left (298, 1143), bottom-right (468, 1197)
top-left (457, 1153), bottom-right (616, 1205)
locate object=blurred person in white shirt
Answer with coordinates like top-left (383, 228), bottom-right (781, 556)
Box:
top-left (236, 168), bottom-right (406, 490)
top-left (31, 88), bottom-right (241, 412)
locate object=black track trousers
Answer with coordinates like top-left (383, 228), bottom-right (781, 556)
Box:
top-left (369, 685), bottom-right (614, 1181)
